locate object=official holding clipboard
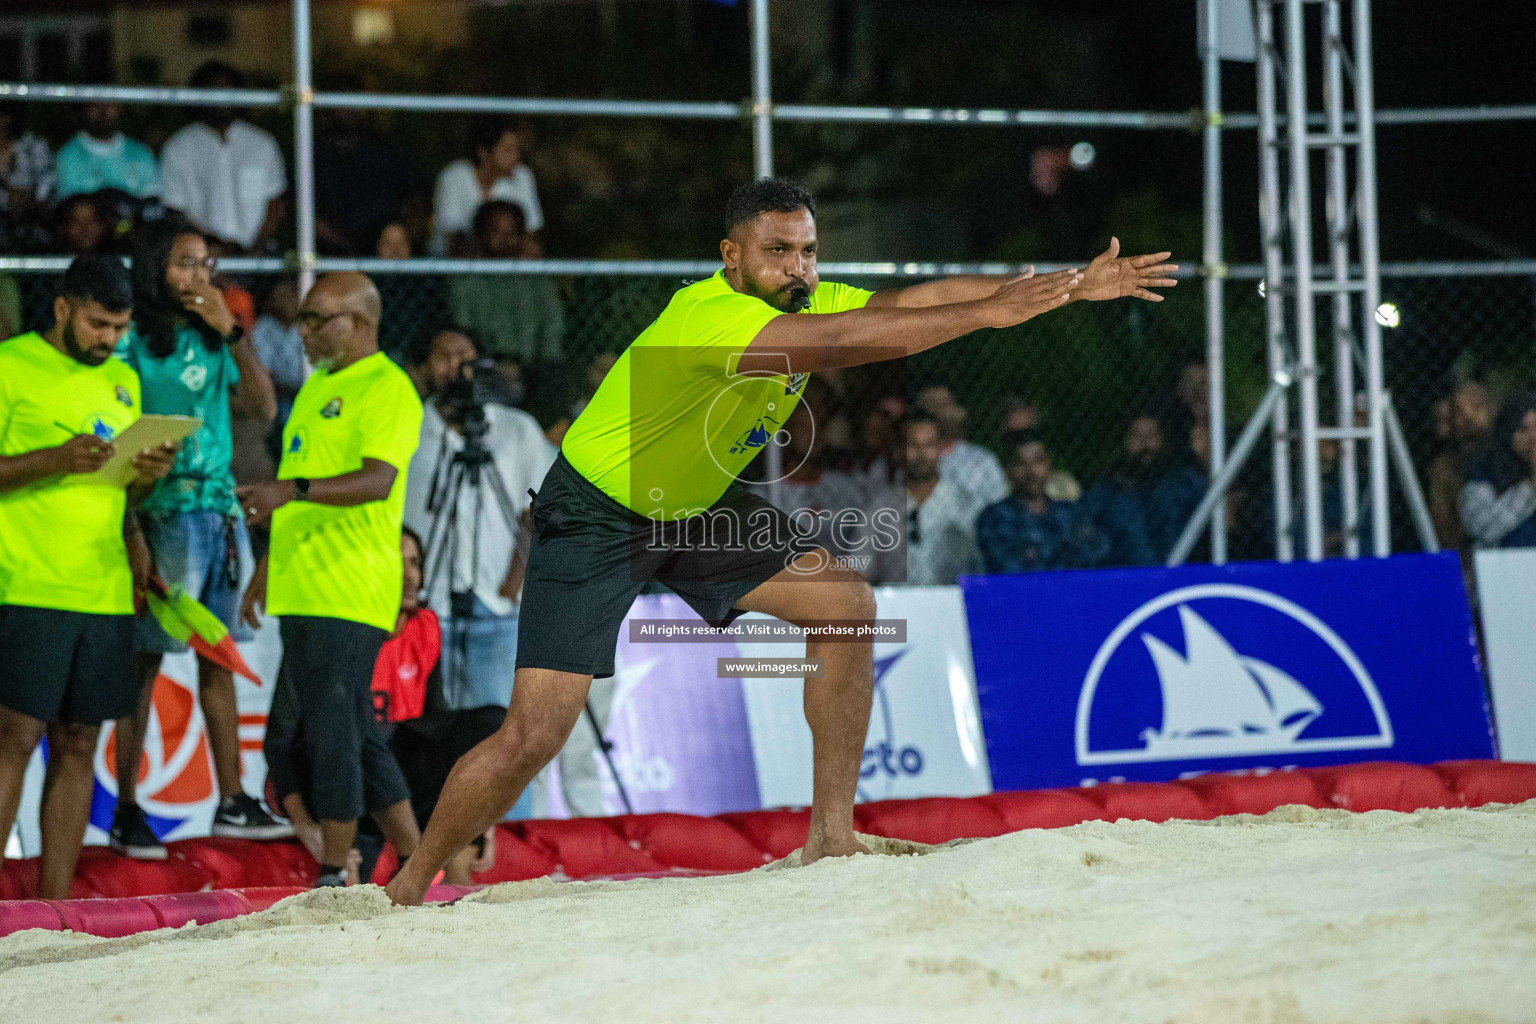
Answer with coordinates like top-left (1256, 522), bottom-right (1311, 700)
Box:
top-left (0, 254), bottom-right (179, 899)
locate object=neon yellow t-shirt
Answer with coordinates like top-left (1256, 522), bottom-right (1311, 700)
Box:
top-left (0, 332), bottom-right (141, 614)
top-left (562, 271), bottom-right (873, 518)
top-left (267, 351), bottom-right (423, 631)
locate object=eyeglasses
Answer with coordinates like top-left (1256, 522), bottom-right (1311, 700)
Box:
top-left (296, 310), bottom-right (355, 332)
top-left (170, 256), bottom-right (218, 272)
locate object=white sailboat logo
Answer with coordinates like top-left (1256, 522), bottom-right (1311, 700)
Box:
top-left (1139, 605), bottom-right (1323, 757)
top-left (1075, 583), bottom-right (1394, 766)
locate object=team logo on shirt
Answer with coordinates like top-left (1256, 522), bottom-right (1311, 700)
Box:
top-left (287, 428), bottom-right (307, 456)
top-left (785, 373), bottom-right (807, 396)
top-left (91, 417), bottom-right (116, 441)
top-left (115, 385), bottom-right (133, 407)
top-left (320, 397), bottom-right (343, 419)
top-left (180, 363), bottom-right (208, 392)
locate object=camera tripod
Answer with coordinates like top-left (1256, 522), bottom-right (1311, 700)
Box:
top-left (420, 400), bottom-right (634, 815)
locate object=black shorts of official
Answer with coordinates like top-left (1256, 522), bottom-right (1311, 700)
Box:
top-left (265, 616), bottom-right (411, 823)
top-left (516, 453), bottom-right (816, 679)
top-left (0, 604), bottom-right (136, 724)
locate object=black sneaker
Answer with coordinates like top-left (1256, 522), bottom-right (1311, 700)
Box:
top-left (109, 803), bottom-right (167, 861)
top-left (211, 793), bottom-right (295, 840)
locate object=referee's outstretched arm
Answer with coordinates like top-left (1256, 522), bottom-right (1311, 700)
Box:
top-left (740, 268), bottom-right (1081, 375)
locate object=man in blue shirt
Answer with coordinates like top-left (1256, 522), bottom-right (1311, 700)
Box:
top-left (977, 432), bottom-right (1106, 574)
top-left (54, 102), bottom-right (160, 202)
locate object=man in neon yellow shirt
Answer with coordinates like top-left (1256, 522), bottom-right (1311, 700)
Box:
top-left (238, 272), bottom-right (425, 888)
top-left (0, 254), bottom-right (178, 899)
top-left (388, 180), bottom-right (1177, 905)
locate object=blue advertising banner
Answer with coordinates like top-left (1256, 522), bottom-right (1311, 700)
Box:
top-left (961, 553), bottom-right (1493, 792)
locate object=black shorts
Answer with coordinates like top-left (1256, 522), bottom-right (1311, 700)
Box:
top-left (516, 453), bottom-right (814, 678)
top-left (0, 604), bottom-right (136, 724)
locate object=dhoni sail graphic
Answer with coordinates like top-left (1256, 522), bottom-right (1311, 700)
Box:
top-left (1139, 606), bottom-right (1322, 757)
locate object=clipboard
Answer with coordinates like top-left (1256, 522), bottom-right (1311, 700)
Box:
top-left (92, 414), bottom-right (202, 487)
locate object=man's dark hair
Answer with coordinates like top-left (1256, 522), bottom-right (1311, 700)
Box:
top-left (472, 199), bottom-right (526, 240)
top-left (404, 322), bottom-right (479, 368)
top-left (468, 114), bottom-right (526, 162)
top-left (401, 525), bottom-right (424, 560)
top-left (57, 252), bottom-right (132, 315)
top-left (726, 178), bottom-right (816, 233)
top-left (189, 60), bottom-right (244, 89)
top-left (906, 411), bottom-right (940, 432)
top-left (1003, 428), bottom-right (1047, 464)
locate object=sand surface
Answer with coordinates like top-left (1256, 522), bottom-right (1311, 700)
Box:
top-left (3, 802), bottom-right (1535, 1024)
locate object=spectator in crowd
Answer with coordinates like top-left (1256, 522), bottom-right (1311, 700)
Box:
top-left (54, 102), bottom-right (160, 202)
top-left (993, 395), bottom-right (1081, 501)
top-left (402, 326), bottom-right (553, 711)
top-left (252, 280), bottom-right (308, 429)
top-left (53, 193), bottom-right (108, 255)
top-left (314, 84), bottom-right (423, 256)
top-left (108, 219), bottom-right (283, 860)
top-left (0, 255), bottom-right (178, 898)
top-left (901, 415), bottom-right (981, 585)
top-left (977, 432), bottom-right (1105, 574)
top-left (1078, 412), bottom-right (1161, 566)
top-left (376, 223), bottom-right (413, 259)
top-left (1166, 359), bottom-right (1211, 453)
top-left (239, 271), bottom-right (424, 887)
top-left (432, 115), bottom-right (544, 256)
top-left (1429, 380), bottom-right (1495, 551)
top-left (853, 399), bottom-right (904, 495)
top-left (916, 383), bottom-right (1008, 508)
top-left (0, 102), bottom-right (54, 250)
top-left (447, 200), bottom-right (565, 365)
top-left (160, 61), bottom-right (287, 253)
top-left (1460, 392), bottom-right (1536, 550)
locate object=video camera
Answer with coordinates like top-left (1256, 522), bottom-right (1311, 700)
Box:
top-left (437, 356), bottom-right (500, 441)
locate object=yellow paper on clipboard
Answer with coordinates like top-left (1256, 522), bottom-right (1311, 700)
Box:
top-left (92, 414), bottom-right (202, 487)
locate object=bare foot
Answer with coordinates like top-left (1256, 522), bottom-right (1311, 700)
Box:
top-left (384, 862), bottom-right (430, 907)
top-left (800, 830), bottom-right (871, 867)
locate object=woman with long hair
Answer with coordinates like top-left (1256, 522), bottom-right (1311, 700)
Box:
top-left (108, 216), bottom-right (286, 860)
top-left (1460, 391), bottom-right (1536, 550)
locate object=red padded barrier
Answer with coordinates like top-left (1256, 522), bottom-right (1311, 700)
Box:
top-left (237, 887), bottom-right (305, 913)
top-left (72, 847), bottom-right (212, 899)
top-left (1080, 782), bottom-right (1216, 822)
top-left (1432, 760), bottom-right (1536, 807)
top-left (612, 812), bottom-right (774, 870)
top-left (473, 824), bottom-right (560, 883)
top-left (1177, 769), bottom-right (1327, 816)
top-left (854, 796), bottom-right (1012, 845)
top-left (142, 890), bottom-right (252, 930)
top-left (0, 901), bottom-right (63, 936)
top-left (1306, 762), bottom-right (1462, 812)
top-left (515, 818), bottom-right (666, 878)
top-left (981, 788), bottom-right (1105, 831)
top-left (714, 808), bottom-right (810, 859)
top-left (49, 897), bottom-right (162, 938)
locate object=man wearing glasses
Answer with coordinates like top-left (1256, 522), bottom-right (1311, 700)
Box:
top-left (238, 272), bottom-right (425, 887)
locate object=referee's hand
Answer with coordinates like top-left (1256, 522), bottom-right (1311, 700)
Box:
top-left (53, 434), bottom-right (114, 475)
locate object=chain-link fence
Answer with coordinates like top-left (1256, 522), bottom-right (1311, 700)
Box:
top-left (10, 265), bottom-right (1533, 576)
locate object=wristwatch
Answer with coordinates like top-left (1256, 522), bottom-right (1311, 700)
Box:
top-left (293, 477), bottom-right (311, 501)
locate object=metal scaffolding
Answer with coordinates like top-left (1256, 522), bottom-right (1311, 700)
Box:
top-left (0, 2), bottom-right (1526, 565)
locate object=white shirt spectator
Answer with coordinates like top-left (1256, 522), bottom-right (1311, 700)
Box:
top-left (940, 439), bottom-right (1007, 508)
top-left (160, 121), bottom-right (285, 248)
top-left (431, 159), bottom-right (543, 254)
top-left (756, 469), bottom-right (872, 563)
top-left (906, 479), bottom-right (982, 586)
top-left (1, 132), bottom-right (53, 211)
top-left (404, 401), bottom-right (556, 618)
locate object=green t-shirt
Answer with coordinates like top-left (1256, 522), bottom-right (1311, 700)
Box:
top-left (267, 351), bottom-right (423, 631)
top-left (0, 332), bottom-right (142, 614)
top-left (116, 323), bottom-right (241, 518)
top-left (562, 271), bottom-right (872, 518)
